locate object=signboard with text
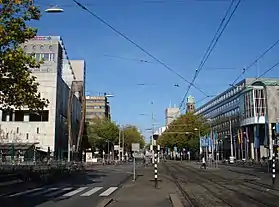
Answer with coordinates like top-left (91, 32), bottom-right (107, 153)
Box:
top-left (131, 143), bottom-right (140, 152)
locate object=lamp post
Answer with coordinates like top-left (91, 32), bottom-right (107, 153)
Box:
top-left (194, 128), bottom-right (202, 160)
top-left (45, 5), bottom-right (64, 13)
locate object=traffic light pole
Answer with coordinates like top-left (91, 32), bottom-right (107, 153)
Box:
top-left (272, 148), bottom-right (276, 186)
top-left (272, 123), bottom-right (279, 187)
top-left (154, 144), bottom-right (158, 188)
top-left (153, 134), bottom-right (159, 188)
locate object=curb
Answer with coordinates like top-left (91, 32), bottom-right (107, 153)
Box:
top-left (95, 167), bottom-right (135, 207)
top-left (169, 193), bottom-right (184, 207)
top-left (96, 198), bottom-right (114, 207)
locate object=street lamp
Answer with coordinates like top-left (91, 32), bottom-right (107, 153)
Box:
top-left (45, 6), bottom-right (64, 13)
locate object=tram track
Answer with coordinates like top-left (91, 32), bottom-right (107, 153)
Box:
top-left (164, 161), bottom-right (279, 207)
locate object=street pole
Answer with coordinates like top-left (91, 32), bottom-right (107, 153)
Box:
top-left (118, 127), bottom-right (121, 161)
top-left (133, 153), bottom-right (136, 181)
top-left (151, 111), bottom-right (155, 164)
top-left (107, 140), bottom-right (110, 162)
top-left (122, 129), bottom-right (125, 161)
top-left (154, 141), bottom-right (158, 188)
top-left (229, 119), bottom-right (234, 158)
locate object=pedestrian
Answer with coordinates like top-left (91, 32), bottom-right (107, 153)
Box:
top-left (200, 156), bottom-right (206, 169)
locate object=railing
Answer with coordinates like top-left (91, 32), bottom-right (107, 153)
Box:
top-left (0, 160), bottom-right (85, 183)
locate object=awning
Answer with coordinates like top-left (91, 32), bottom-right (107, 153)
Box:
top-left (0, 142), bottom-right (39, 151)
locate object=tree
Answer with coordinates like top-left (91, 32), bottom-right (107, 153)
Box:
top-left (158, 112), bottom-right (210, 153)
top-left (122, 125), bottom-right (145, 152)
top-left (0, 0), bottom-right (49, 110)
top-left (86, 118), bottom-right (119, 152)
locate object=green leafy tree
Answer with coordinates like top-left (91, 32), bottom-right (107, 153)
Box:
top-left (0, 0), bottom-right (48, 110)
top-left (122, 125), bottom-right (145, 152)
top-left (87, 118), bottom-right (119, 152)
top-left (158, 112), bottom-right (210, 153)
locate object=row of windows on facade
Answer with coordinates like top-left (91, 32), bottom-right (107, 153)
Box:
top-left (1, 111), bottom-right (49, 122)
top-left (28, 53), bottom-right (56, 62)
top-left (5, 127), bottom-right (41, 141)
top-left (86, 105), bottom-right (105, 109)
top-left (204, 98), bottom-right (240, 118)
top-left (23, 44), bottom-right (54, 52)
top-left (86, 99), bottom-right (106, 103)
top-left (197, 82), bottom-right (245, 114)
top-left (86, 112), bottom-right (106, 116)
top-left (209, 108), bottom-right (240, 123)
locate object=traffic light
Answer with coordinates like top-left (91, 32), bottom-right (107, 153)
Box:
top-left (153, 134), bottom-right (159, 141)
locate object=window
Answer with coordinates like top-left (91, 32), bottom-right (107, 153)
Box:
top-left (37, 127), bottom-right (40, 134)
top-left (16, 127), bottom-right (19, 133)
top-left (43, 53), bottom-right (50, 61)
top-left (254, 89), bottom-right (266, 116)
top-left (2, 110), bottom-right (13, 121)
top-left (50, 53), bottom-right (55, 61)
top-left (26, 133), bottom-right (29, 140)
top-left (29, 110), bottom-right (49, 122)
top-left (15, 111), bottom-right (25, 122)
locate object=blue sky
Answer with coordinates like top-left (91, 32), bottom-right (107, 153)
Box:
top-left (34, 0), bottom-right (279, 140)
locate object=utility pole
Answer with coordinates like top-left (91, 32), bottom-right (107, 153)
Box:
top-left (229, 119), bottom-right (234, 158)
top-left (118, 126), bottom-right (121, 161)
top-left (151, 111), bottom-right (155, 164)
top-left (122, 129), bottom-right (125, 161)
top-left (67, 83), bottom-right (74, 163)
top-left (153, 134), bottom-right (159, 188)
top-left (272, 122), bottom-right (279, 186)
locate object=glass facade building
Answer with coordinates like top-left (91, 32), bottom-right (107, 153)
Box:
top-left (195, 78), bottom-right (279, 161)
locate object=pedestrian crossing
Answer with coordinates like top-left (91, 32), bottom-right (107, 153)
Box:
top-left (2, 186), bottom-right (118, 198)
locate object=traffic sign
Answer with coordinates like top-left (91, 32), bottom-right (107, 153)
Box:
top-left (132, 143), bottom-right (140, 152)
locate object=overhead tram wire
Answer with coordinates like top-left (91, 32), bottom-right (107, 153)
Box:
top-left (178, 0), bottom-right (241, 110)
top-left (72, 0), bottom-right (209, 97)
top-left (256, 60), bottom-right (279, 80)
top-left (231, 38), bottom-right (279, 85)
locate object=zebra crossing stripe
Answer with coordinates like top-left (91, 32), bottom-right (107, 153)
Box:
top-left (30, 188), bottom-right (58, 196)
top-left (80, 187), bottom-right (103, 196)
top-left (9, 187), bottom-right (43, 197)
top-left (62, 187), bottom-right (88, 197)
top-left (99, 187), bottom-right (118, 197)
top-left (46, 187), bottom-right (72, 197)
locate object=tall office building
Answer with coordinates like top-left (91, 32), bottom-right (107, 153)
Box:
top-left (0, 36), bottom-right (85, 159)
top-left (85, 95), bottom-right (110, 121)
top-left (195, 78), bottom-right (279, 161)
top-left (165, 107), bottom-right (180, 126)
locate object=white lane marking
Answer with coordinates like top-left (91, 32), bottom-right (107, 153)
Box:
top-left (30, 188), bottom-right (58, 196)
top-left (46, 187), bottom-right (72, 197)
top-left (8, 188), bottom-right (43, 197)
top-left (80, 187), bottom-right (103, 197)
top-left (0, 179), bottom-right (23, 187)
top-left (62, 187), bottom-right (88, 197)
top-left (99, 187), bottom-right (118, 197)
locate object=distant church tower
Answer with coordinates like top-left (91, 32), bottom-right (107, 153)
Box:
top-left (186, 96), bottom-right (195, 113)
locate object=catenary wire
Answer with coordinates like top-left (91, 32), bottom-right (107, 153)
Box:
top-left (72, 0), bottom-right (209, 97)
top-left (256, 60), bottom-right (279, 80)
top-left (178, 0), bottom-right (241, 110)
top-left (231, 38), bottom-right (279, 85)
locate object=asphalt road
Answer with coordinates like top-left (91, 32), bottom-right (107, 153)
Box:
top-left (164, 161), bottom-right (279, 207)
top-left (0, 164), bottom-right (135, 207)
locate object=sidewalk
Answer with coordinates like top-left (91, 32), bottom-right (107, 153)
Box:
top-left (107, 165), bottom-right (179, 207)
